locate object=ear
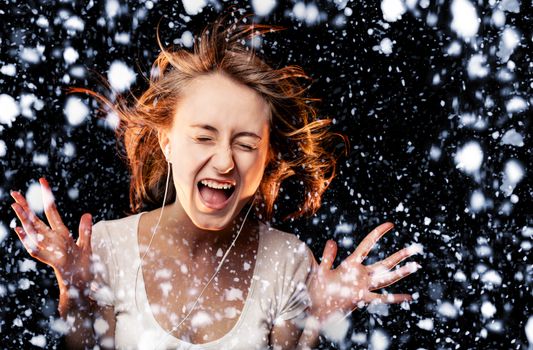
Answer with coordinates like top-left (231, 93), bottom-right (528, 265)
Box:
top-left (157, 129), bottom-right (170, 157)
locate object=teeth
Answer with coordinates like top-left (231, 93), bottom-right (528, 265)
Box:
top-left (200, 180), bottom-right (234, 190)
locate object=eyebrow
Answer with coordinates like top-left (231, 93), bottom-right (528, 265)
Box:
top-left (190, 124), bottom-right (262, 140)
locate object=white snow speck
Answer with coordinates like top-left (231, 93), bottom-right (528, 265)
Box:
top-left (470, 190), bottom-right (486, 212)
top-left (438, 301), bottom-right (458, 318)
top-left (481, 301), bottom-right (496, 318)
top-left (108, 61), bottom-right (136, 92)
top-left (19, 258), bottom-right (37, 272)
top-left (430, 145), bottom-right (441, 160)
top-left (417, 318), bottom-right (434, 331)
top-left (497, 27), bottom-right (520, 62)
top-left (499, 0), bottom-right (520, 13)
top-left (0, 94), bottom-right (20, 127)
top-left (106, 0), bottom-right (120, 18)
top-left (501, 128), bottom-right (524, 147)
top-left (292, 2), bottom-right (321, 25)
top-left (243, 262), bottom-right (251, 271)
top-left (36, 16), bottom-right (49, 28)
top-left (225, 287), bottom-right (243, 301)
top-left (381, 0), bottom-right (406, 22)
top-left (370, 328), bottom-right (390, 350)
top-left (182, 0), bottom-right (207, 15)
top-left (481, 270), bottom-right (502, 287)
top-left (446, 41), bottom-right (462, 56)
top-left (18, 278), bottom-right (32, 290)
top-left (0, 223), bottom-right (8, 244)
top-left (63, 47), bottom-right (79, 64)
top-left (454, 141), bottom-right (483, 174)
top-left (64, 16), bottom-right (85, 31)
top-left (62, 142), bottom-right (75, 157)
top-left (94, 317), bottom-right (110, 335)
top-left (500, 159), bottom-right (524, 196)
top-left (224, 306), bottom-right (238, 318)
top-left (190, 311), bottom-right (212, 328)
top-left (0, 140), bottom-right (6, 157)
top-left (29, 335), bottom-right (46, 348)
top-left (1, 63), bottom-right (16, 76)
top-left (505, 96), bottom-right (527, 113)
top-left (64, 97), bottom-right (89, 126)
top-left (395, 202), bottom-right (405, 212)
top-left (50, 318), bottom-right (70, 334)
top-left (467, 54), bottom-right (489, 79)
top-left (252, 0), bottom-right (277, 17)
top-left (521, 226), bottom-right (533, 238)
top-left (20, 47), bottom-right (41, 64)
top-left (180, 31), bottom-right (194, 48)
top-left (115, 32), bottom-right (131, 44)
top-left (33, 153), bottom-right (49, 166)
top-left (379, 37), bottom-right (394, 55)
top-left (335, 222), bottom-right (353, 234)
top-left (216, 248), bottom-right (223, 257)
top-left (26, 182), bottom-right (44, 213)
top-left (526, 316), bottom-right (533, 345)
top-left (450, 0), bottom-right (479, 40)
top-left (454, 270), bottom-right (467, 282)
top-left (321, 311), bottom-right (350, 342)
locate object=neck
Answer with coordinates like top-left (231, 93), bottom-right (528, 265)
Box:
top-left (156, 200), bottom-right (253, 258)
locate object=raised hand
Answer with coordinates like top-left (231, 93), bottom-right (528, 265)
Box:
top-left (306, 222), bottom-right (422, 323)
top-left (10, 178), bottom-right (94, 293)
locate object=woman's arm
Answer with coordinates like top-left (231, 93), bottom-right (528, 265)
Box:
top-left (10, 178), bottom-right (115, 348)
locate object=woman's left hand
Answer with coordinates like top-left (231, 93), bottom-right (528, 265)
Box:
top-left (306, 222), bottom-right (422, 323)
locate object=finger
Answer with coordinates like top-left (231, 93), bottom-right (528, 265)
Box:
top-left (320, 240), bottom-right (338, 271)
top-left (368, 243), bottom-right (424, 274)
top-left (13, 226), bottom-right (36, 254)
top-left (350, 222), bottom-right (394, 264)
top-left (10, 191), bottom-right (36, 216)
top-left (10, 202), bottom-right (51, 242)
top-left (364, 292), bottom-right (413, 304)
top-left (77, 213), bottom-right (93, 253)
top-left (39, 178), bottom-right (66, 231)
top-left (369, 261), bottom-right (421, 291)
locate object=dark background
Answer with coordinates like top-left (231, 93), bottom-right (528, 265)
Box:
top-left (0, 1), bottom-right (531, 349)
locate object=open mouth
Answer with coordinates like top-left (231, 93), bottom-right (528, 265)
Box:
top-left (197, 179), bottom-right (236, 209)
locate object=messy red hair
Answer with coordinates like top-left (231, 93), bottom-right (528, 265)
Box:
top-left (73, 12), bottom-right (346, 220)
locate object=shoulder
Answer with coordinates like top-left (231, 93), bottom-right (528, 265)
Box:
top-left (91, 213), bottom-right (141, 246)
top-left (258, 222), bottom-right (312, 263)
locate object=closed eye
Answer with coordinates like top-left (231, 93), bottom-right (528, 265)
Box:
top-left (236, 143), bottom-right (256, 151)
top-left (195, 136), bottom-right (213, 142)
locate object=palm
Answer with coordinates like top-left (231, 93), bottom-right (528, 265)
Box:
top-left (10, 178), bottom-right (94, 290)
top-left (307, 223), bottom-right (422, 321)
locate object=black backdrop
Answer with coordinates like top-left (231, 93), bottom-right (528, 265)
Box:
top-left (0, 1), bottom-right (531, 349)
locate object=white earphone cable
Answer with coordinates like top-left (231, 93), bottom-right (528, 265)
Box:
top-left (156, 198), bottom-right (255, 348)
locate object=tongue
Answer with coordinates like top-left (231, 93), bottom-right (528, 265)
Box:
top-left (199, 186), bottom-right (228, 205)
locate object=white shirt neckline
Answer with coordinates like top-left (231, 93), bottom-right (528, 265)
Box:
top-left (132, 211), bottom-right (264, 348)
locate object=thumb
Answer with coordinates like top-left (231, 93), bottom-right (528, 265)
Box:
top-left (320, 239), bottom-right (338, 271)
top-left (77, 213), bottom-right (93, 253)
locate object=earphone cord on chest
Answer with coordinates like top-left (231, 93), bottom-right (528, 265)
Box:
top-left (134, 162), bottom-right (173, 312)
top-left (155, 199), bottom-right (255, 349)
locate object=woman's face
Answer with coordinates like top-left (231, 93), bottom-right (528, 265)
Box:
top-left (160, 72), bottom-right (271, 231)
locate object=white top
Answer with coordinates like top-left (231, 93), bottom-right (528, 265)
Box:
top-left (89, 212), bottom-right (312, 350)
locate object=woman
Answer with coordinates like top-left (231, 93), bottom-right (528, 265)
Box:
top-left (10, 13), bottom-right (421, 349)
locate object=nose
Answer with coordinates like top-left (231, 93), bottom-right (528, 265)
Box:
top-left (212, 145), bottom-right (235, 174)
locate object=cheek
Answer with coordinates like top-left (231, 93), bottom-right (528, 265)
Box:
top-left (237, 151), bottom-right (268, 185)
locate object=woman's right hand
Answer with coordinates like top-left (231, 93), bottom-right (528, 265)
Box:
top-left (10, 177), bottom-right (94, 294)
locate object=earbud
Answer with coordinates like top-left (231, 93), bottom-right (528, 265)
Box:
top-left (164, 145), bottom-right (170, 160)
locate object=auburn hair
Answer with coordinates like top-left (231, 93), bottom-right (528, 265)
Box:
top-left (74, 12), bottom-right (346, 221)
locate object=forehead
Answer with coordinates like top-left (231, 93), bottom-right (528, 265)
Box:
top-left (173, 72), bottom-right (271, 130)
